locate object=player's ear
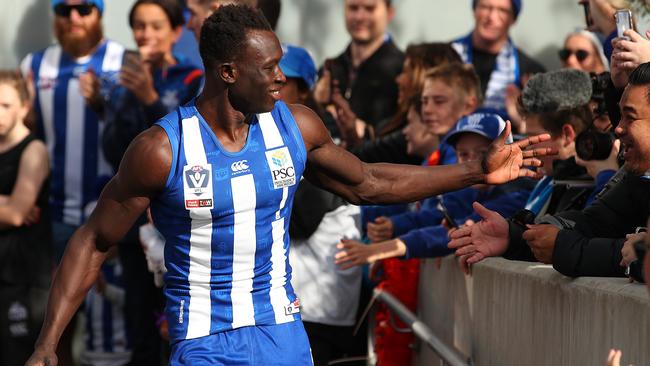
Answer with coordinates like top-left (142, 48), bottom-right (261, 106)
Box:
top-left (219, 62), bottom-right (237, 84)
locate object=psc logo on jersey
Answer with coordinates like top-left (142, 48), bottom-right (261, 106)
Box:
top-left (182, 164), bottom-right (214, 210)
top-left (265, 147), bottom-right (296, 189)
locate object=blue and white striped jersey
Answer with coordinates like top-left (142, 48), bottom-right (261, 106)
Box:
top-left (151, 100), bottom-right (307, 342)
top-left (21, 40), bottom-right (124, 226)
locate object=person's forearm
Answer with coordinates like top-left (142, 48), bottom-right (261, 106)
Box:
top-left (35, 226), bottom-right (109, 351)
top-left (0, 202), bottom-right (34, 227)
top-left (358, 160), bottom-right (485, 205)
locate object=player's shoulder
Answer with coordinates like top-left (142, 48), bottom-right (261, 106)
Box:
top-left (285, 103), bottom-right (329, 151)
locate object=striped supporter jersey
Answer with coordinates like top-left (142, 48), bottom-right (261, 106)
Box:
top-left (21, 40), bottom-right (124, 225)
top-left (151, 100), bottom-right (307, 342)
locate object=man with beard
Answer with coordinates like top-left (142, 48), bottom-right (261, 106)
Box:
top-left (20, 0), bottom-right (124, 263)
top-left (25, 6), bottom-right (553, 366)
top-left (20, 1), bottom-right (124, 363)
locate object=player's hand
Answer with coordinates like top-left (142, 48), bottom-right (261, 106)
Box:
top-left (448, 202), bottom-right (509, 273)
top-left (482, 121), bottom-right (555, 184)
top-left (367, 216), bottom-right (394, 242)
top-left (25, 346), bottom-right (58, 366)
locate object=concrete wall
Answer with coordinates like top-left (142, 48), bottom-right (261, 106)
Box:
top-left (414, 257), bottom-right (650, 366)
top-left (1, 0), bottom-right (591, 70)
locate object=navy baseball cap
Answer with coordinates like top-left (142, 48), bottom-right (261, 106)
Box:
top-left (279, 44), bottom-right (317, 89)
top-left (472, 0), bottom-right (521, 19)
top-left (52, 0), bottom-right (104, 14)
top-left (445, 112), bottom-right (512, 147)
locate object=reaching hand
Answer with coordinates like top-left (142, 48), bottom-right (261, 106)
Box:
top-left (335, 238), bottom-right (406, 270)
top-left (447, 202), bottom-right (509, 273)
top-left (482, 121), bottom-right (554, 184)
top-left (367, 216), bottom-right (394, 242)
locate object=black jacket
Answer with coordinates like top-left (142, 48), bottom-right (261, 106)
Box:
top-left (506, 169), bottom-right (650, 277)
top-left (326, 39), bottom-right (404, 129)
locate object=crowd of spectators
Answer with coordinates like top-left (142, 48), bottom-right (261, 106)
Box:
top-left (3, 0), bottom-right (650, 365)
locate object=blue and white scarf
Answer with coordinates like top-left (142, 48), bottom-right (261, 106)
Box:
top-left (452, 33), bottom-right (520, 119)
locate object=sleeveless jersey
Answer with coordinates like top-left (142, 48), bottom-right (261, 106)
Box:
top-left (151, 100), bottom-right (307, 342)
top-left (20, 40), bottom-right (124, 225)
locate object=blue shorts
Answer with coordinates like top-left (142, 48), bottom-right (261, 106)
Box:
top-left (170, 321), bottom-right (313, 365)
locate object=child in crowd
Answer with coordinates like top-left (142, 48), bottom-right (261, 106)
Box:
top-left (0, 70), bottom-right (52, 366)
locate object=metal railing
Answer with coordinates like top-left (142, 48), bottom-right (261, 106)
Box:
top-left (371, 287), bottom-right (472, 366)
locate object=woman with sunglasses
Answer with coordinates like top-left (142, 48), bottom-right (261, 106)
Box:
top-left (559, 30), bottom-right (608, 74)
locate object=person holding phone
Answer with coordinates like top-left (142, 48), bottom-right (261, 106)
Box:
top-left (335, 112), bottom-right (534, 268)
top-left (102, 0), bottom-right (204, 170)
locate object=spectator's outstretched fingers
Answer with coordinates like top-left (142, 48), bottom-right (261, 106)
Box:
top-left (335, 239), bottom-right (376, 269)
top-left (453, 242), bottom-right (477, 256)
top-left (606, 349), bottom-right (622, 366)
top-left (449, 225), bottom-right (473, 241)
top-left (447, 202), bottom-right (509, 263)
top-left (459, 254), bottom-right (472, 275)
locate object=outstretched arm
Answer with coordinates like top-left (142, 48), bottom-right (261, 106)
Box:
top-left (26, 127), bottom-right (171, 366)
top-left (291, 104), bottom-right (552, 205)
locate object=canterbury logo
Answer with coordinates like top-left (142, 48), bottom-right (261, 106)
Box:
top-left (231, 160), bottom-right (249, 172)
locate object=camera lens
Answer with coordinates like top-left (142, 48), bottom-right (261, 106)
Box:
top-left (575, 130), bottom-right (614, 161)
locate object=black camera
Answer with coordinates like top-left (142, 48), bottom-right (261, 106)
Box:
top-left (575, 129), bottom-right (615, 160)
top-left (575, 72), bottom-right (616, 161)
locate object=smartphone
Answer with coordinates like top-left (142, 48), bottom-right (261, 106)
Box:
top-left (436, 196), bottom-right (458, 229)
top-left (122, 49), bottom-right (141, 70)
top-left (615, 9), bottom-right (633, 40)
top-left (581, 2), bottom-right (592, 28)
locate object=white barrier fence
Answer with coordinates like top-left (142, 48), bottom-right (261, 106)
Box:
top-left (414, 257), bottom-right (650, 366)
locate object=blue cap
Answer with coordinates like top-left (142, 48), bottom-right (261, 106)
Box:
top-left (472, 0), bottom-right (521, 19)
top-left (279, 44), bottom-right (317, 89)
top-left (445, 112), bottom-right (512, 147)
top-left (51, 0), bottom-right (104, 14)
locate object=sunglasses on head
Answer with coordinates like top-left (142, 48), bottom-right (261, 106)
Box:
top-left (54, 3), bottom-right (94, 18)
top-left (558, 49), bottom-right (590, 62)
